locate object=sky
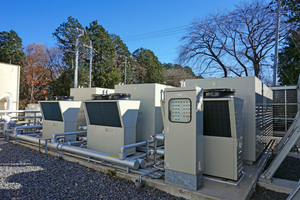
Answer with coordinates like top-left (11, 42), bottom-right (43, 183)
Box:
top-left (1, 0), bottom-right (243, 69)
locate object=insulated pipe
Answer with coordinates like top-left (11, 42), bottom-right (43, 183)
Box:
top-left (0, 115), bottom-right (10, 122)
top-left (155, 134), bottom-right (164, 142)
top-left (14, 125), bottom-right (43, 136)
top-left (120, 141), bottom-right (147, 154)
top-left (4, 96), bottom-right (12, 117)
top-left (15, 134), bottom-right (139, 169)
top-left (53, 131), bottom-right (87, 141)
top-left (156, 149), bottom-right (164, 155)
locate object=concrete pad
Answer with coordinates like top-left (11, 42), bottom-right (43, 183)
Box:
top-left (258, 178), bottom-right (297, 194)
top-left (13, 140), bottom-right (273, 200)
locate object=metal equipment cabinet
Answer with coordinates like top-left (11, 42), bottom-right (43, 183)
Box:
top-left (186, 76), bottom-right (273, 164)
top-left (164, 87), bottom-right (203, 190)
top-left (39, 99), bottom-right (82, 141)
top-left (115, 84), bottom-right (173, 143)
top-left (84, 99), bottom-right (140, 156)
top-left (203, 95), bottom-right (244, 181)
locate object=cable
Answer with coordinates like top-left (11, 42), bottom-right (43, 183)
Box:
top-left (122, 25), bottom-right (189, 39)
top-left (122, 25), bottom-right (189, 42)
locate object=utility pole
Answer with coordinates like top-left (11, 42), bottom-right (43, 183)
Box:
top-left (89, 40), bottom-right (92, 88)
top-left (273, 0), bottom-right (281, 86)
top-left (83, 41), bottom-right (98, 88)
top-left (74, 27), bottom-right (84, 88)
top-left (121, 57), bottom-right (127, 84)
top-left (124, 57), bottom-right (127, 85)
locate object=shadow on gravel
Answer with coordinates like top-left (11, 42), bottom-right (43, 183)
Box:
top-left (0, 142), bottom-right (184, 200)
top-left (264, 154), bottom-right (300, 181)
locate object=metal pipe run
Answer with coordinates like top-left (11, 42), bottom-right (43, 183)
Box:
top-left (156, 148), bottom-right (164, 155)
top-left (15, 134), bottom-right (139, 169)
top-left (53, 131), bottom-right (87, 141)
top-left (14, 125), bottom-right (42, 134)
top-left (155, 134), bottom-right (164, 142)
top-left (120, 141), bottom-right (147, 154)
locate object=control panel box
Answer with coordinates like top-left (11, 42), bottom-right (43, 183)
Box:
top-left (164, 87), bottom-right (203, 190)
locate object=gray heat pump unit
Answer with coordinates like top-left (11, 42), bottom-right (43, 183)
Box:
top-left (39, 96), bottom-right (81, 141)
top-left (203, 89), bottom-right (244, 181)
top-left (186, 76), bottom-right (273, 164)
top-left (84, 94), bottom-right (140, 156)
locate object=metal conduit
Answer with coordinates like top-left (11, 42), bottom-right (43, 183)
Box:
top-left (120, 141), bottom-right (147, 154)
top-left (14, 125), bottom-right (42, 134)
top-left (155, 134), bottom-right (164, 142)
top-left (156, 149), bottom-right (164, 155)
top-left (53, 131), bottom-right (87, 141)
top-left (15, 134), bottom-right (139, 169)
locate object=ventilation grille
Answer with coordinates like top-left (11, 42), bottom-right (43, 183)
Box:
top-left (204, 101), bottom-right (231, 137)
top-left (40, 102), bottom-right (63, 121)
top-left (85, 102), bottom-right (122, 127)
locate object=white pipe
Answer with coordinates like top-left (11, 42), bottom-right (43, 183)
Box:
top-left (121, 141), bottom-right (147, 154)
top-left (0, 115), bottom-right (10, 122)
top-left (155, 134), bottom-right (164, 142)
top-left (14, 125), bottom-right (43, 136)
top-left (15, 134), bottom-right (139, 169)
top-left (4, 96), bottom-right (12, 117)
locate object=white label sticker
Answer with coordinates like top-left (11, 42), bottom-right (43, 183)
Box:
top-left (174, 93), bottom-right (185, 96)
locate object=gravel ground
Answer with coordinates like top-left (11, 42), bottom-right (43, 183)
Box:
top-left (0, 141), bottom-right (185, 200)
top-left (250, 152), bottom-right (300, 200)
top-left (266, 154), bottom-right (300, 181)
top-left (250, 186), bottom-right (289, 200)
top-left (1, 140), bottom-right (299, 200)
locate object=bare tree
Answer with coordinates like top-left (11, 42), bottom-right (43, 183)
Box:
top-left (178, 0), bottom-right (283, 79)
top-left (178, 14), bottom-right (229, 77)
top-left (163, 68), bottom-right (195, 87)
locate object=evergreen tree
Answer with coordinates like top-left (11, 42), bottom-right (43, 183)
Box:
top-left (132, 48), bottom-right (163, 83)
top-left (86, 20), bottom-right (121, 88)
top-left (0, 30), bottom-right (25, 66)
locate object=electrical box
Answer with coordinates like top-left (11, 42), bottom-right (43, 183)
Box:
top-left (186, 76), bottom-right (273, 164)
top-left (115, 84), bottom-right (173, 143)
top-left (39, 97), bottom-right (81, 141)
top-left (70, 87), bottom-right (115, 129)
top-left (0, 62), bottom-right (20, 116)
top-left (84, 98), bottom-right (140, 156)
top-left (164, 87), bottom-right (203, 190)
top-left (202, 89), bottom-right (244, 181)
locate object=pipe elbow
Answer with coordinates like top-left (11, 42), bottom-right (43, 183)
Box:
top-left (0, 115), bottom-right (10, 122)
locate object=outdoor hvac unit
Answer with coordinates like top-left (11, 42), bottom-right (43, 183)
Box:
top-left (186, 76), bottom-right (273, 164)
top-left (115, 83), bottom-right (173, 143)
top-left (39, 96), bottom-right (81, 141)
top-left (84, 93), bottom-right (140, 156)
top-left (0, 63), bottom-right (20, 116)
top-left (203, 89), bottom-right (244, 181)
top-left (70, 88), bottom-right (115, 129)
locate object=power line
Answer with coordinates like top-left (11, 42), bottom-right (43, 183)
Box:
top-left (122, 25), bottom-right (189, 42)
top-left (122, 25), bottom-right (189, 39)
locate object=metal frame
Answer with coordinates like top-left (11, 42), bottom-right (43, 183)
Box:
top-left (261, 111), bottom-right (300, 180)
top-left (271, 85), bottom-right (298, 135)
